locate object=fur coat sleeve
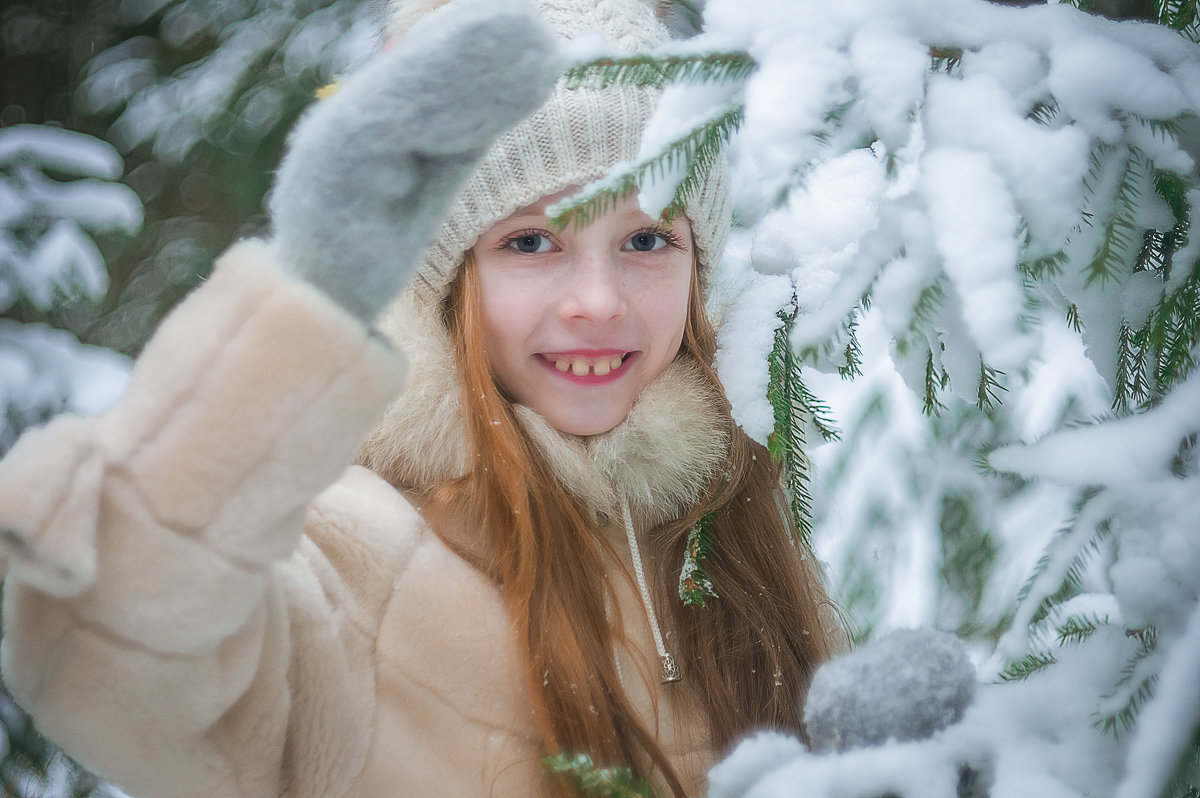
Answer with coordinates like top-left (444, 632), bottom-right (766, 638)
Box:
top-left (0, 239), bottom-right (409, 798)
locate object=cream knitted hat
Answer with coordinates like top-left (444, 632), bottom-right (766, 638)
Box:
top-left (387, 0), bottom-right (732, 303)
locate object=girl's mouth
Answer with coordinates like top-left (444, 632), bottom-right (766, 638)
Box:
top-left (539, 351), bottom-right (635, 381)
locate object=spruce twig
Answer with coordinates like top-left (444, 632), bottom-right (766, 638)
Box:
top-left (839, 315), bottom-right (864, 379)
top-left (679, 511), bottom-right (718, 607)
top-left (1137, 169), bottom-right (1200, 402)
top-left (923, 348), bottom-right (949, 417)
top-left (768, 305), bottom-right (814, 542)
top-left (1056, 612), bottom-right (1112, 645)
top-left (564, 51), bottom-right (756, 90)
top-left (1084, 146), bottom-right (1142, 287)
top-left (548, 104), bottom-right (743, 230)
top-left (1006, 495), bottom-right (1113, 638)
top-left (544, 753), bottom-right (658, 798)
top-left (1114, 322), bottom-right (1150, 415)
top-left (976, 362), bottom-right (1007, 412)
top-left (766, 301), bottom-right (841, 543)
top-left (1020, 250), bottom-right (1068, 280)
top-left (999, 650), bottom-right (1058, 682)
top-left (1096, 629), bottom-right (1160, 737)
top-left (1159, 0), bottom-right (1200, 39)
top-left (1029, 99), bottom-right (1060, 126)
top-left (1030, 532), bottom-right (1109, 627)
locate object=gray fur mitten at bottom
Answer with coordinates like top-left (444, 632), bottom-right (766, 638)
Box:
top-left (709, 628), bottom-right (993, 798)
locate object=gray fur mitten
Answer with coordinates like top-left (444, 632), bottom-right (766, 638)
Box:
top-left (805, 628), bottom-right (976, 754)
top-left (708, 628), bottom-right (992, 798)
top-left (806, 628), bottom-right (989, 798)
top-left (270, 0), bottom-right (562, 323)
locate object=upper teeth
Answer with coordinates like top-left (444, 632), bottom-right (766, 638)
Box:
top-left (555, 356), bottom-right (624, 376)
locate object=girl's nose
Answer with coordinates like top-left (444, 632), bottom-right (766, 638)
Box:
top-left (560, 250), bottom-right (626, 322)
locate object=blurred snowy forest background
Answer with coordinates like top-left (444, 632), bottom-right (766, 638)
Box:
top-left (1, 0), bottom-right (1199, 796)
top-left (0, 0), bottom-right (379, 792)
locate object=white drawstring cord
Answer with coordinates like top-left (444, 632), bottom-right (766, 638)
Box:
top-left (621, 499), bottom-right (681, 683)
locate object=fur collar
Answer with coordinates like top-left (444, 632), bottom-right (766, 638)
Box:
top-left (356, 291), bottom-right (729, 525)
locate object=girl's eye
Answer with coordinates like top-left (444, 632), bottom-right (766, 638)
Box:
top-left (624, 231), bottom-right (667, 252)
top-left (507, 233), bottom-right (553, 254)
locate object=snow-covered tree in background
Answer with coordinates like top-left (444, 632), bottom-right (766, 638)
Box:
top-left (559, 0), bottom-right (1200, 795)
top-left (0, 123), bottom-right (137, 797)
top-left (0, 125), bottom-right (136, 451)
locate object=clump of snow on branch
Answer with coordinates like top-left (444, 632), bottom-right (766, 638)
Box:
top-left (713, 269), bottom-right (792, 442)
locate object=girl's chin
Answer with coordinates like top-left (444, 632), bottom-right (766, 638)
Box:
top-left (538, 403), bottom-right (631, 437)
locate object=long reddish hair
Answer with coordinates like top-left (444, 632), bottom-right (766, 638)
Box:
top-left (422, 251), bottom-right (839, 797)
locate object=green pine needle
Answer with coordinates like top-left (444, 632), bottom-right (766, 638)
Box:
top-left (1140, 276), bottom-right (1197, 401)
top-left (548, 104), bottom-right (743, 231)
top-left (768, 311), bottom-right (814, 542)
top-left (1160, 0), bottom-right (1199, 32)
top-left (1097, 629), bottom-right (1159, 738)
top-left (1067, 303), bottom-right (1083, 333)
top-left (800, 377), bottom-right (841, 442)
top-left (923, 348), bottom-right (949, 417)
top-left (976, 362), bottom-right (1007, 412)
top-left (1020, 250), bottom-right (1068, 280)
top-left (1156, 169), bottom-right (1191, 225)
top-left (564, 51), bottom-right (757, 90)
top-left (1031, 536), bottom-right (1104, 626)
top-left (894, 277), bottom-right (944, 361)
top-left (679, 511), bottom-right (718, 607)
top-left (766, 304), bottom-right (840, 543)
top-left (1029, 99), bottom-right (1060, 126)
top-left (1139, 114), bottom-right (1186, 144)
top-left (1135, 228), bottom-right (1177, 279)
top-left (544, 753), bottom-right (658, 798)
top-left (1012, 505), bottom-right (1112, 629)
top-left (915, 281), bottom-right (946, 326)
top-left (839, 315), bottom-right (864, 379)
top-left (1113, 322), bottom-right (1150, 415)
top-left (1098, 674), bottom-right (1158, 738)
top-left (1056, 612), bottom-right (1111, 645)
top-left (999, 650), bottom-right (1058, 682)
top-left (1085, 147), bottom-right (1143, 287)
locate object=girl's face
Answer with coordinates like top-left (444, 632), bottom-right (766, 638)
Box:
top-left (472, 189), bottom-right (693, 436)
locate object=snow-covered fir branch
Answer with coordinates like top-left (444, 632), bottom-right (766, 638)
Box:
top-left (597, 0), bottom-right (1200, 795)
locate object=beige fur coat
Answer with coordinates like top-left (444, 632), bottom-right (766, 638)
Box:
top-left (0, 239), bottom-right (730, 798)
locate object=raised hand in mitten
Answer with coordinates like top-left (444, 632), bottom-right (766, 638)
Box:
top-left (270, 0), bottom-right (562, 323)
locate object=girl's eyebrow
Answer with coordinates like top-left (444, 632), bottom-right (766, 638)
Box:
top-left (495, 208), bottom-right (550, 226)
top-left (506, 195), bottom-right (563, 218)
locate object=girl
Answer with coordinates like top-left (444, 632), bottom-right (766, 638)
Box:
top-left (0, 1), bottom-right (839, 796)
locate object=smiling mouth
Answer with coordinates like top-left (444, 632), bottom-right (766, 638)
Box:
top-left (554, 354), bottom-right (625, 376)
top-left (541, 352), bottom-right (632, 378)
